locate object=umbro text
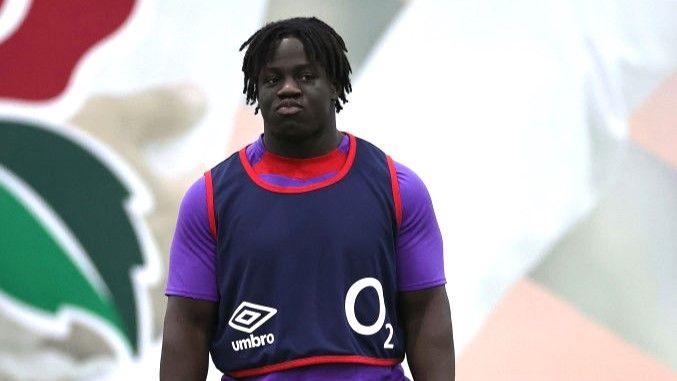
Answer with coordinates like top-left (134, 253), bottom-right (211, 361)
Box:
top-left (231, 333), bottom-right (275, 351)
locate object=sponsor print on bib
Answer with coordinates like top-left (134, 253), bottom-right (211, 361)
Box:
top-left (229, 301), bottom-right (277, 352)
top-left (346, 277), bottom-right (396, 349)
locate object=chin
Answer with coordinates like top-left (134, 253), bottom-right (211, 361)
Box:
top-left (268, 122), bottom-right (319, 141)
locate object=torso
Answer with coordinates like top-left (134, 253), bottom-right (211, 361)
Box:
top-left (207, 134), bottom-right (406, 379)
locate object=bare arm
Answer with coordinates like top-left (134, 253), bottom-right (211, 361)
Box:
top-left (160, 296), bottom-right (217, 381)
top-left (399, 285), bottom-right (455, 380)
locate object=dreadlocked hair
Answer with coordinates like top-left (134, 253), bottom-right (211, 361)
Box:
top-left (239, 17), bottom-right (352, 114)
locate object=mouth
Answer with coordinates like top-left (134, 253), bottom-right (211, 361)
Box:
top-left (276, 101), bottom-right (303, 115)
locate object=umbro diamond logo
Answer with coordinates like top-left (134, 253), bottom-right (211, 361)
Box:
top-left (229, 302), bottom-right (277, 352)
top-left (228, 301), bottom-right (277, 333)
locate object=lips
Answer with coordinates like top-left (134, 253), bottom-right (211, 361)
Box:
top-left (275, 100), bottom-right (303, 115)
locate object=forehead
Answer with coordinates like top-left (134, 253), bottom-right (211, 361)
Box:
top-left (264, 37), bottom-right (313, 69)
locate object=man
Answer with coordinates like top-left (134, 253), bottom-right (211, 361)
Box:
top-left (161, 17), bottom-right (454, 380)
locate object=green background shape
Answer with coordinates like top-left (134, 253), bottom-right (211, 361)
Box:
top-left (0, 120), bottom-right (146, 353)
top-left (0, 184), bottom-right (124, 335)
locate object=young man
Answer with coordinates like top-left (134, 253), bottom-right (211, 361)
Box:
top-left (161, 17), bottom-right (454, 380)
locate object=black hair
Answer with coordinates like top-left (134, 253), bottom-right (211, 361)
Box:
top-left (239, 17), bottom-right (352, 114)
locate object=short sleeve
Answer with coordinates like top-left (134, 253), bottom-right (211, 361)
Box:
top-left (165, 176), bottom-right (218, 301)
top-left (394, 162), bottom-right (447, 291)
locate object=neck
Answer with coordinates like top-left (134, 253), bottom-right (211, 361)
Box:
top-left (263, 126), bottom-right (343, 159)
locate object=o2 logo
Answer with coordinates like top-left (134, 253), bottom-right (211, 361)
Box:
top-left (344, 277), bottom-right (395, 349)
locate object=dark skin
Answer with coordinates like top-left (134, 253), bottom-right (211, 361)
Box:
top-left (160, 297), bottom-right (215, 380)
top-left (160, 37), bottom-right (455, 380)
top-left (256, 37), bottom-right (343, 158)
top-left (399, 286), bottom-right (455, 380)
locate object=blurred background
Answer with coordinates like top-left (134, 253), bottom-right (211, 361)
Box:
top-left (0, 0), bottom-right (675, 379)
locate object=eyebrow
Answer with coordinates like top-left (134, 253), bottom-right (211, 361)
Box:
top-left (262, 63), bottom-right (318, 72)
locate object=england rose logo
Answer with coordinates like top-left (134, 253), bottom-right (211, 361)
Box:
top-left (0, 1), bottom-right (163, 379)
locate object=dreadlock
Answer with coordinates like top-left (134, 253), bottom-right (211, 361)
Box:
top-left (239, 17), bottom-right (352, 114)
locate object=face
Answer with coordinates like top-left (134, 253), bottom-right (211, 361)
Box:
top-left (257, 37), bottom-right (337, 140)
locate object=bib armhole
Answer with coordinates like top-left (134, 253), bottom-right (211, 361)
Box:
top-left (386, 156), bottom-right (402, 229)
top-left (204, 170), bottom-right (217, 241)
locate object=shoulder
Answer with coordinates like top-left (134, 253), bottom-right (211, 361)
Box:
top-left (393, 161), bottom-right (433, 214)
top-left (209, 151), bottom-right (242, 178)
top-left (353, 135), bottom-right (389, 162)
top-left (175, 176), bottom-right (212, 236)
top-left (172, 175), bottom-right (216, 255)
top-left (390, 160), bottom-right (446, 291)
top-left (179, 176), bottom-right (207, 215)
top-left (394, 161), bottom-right (426, 191)
top-left (169, 176), bottom-right (210, 237)
top-left (166, 176), bottom-right (218, 301)
top-left (351, 136), bottom-right (433, 220)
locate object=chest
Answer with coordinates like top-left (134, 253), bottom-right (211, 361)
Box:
top-left (216, 179), bottom-right (395, 269)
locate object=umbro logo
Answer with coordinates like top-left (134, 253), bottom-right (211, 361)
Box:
top-left (229, 301), bottom-right (277, 352)
top-left (228, 301), bottom-right (277, 333)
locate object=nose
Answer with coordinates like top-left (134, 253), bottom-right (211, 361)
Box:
top-left (277, 77), bottom-right (301, 98)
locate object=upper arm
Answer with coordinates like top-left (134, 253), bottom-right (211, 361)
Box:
top-left (393, 161), bottom-right (446, 292)
top-left (161, 177), bottom-right (219, 380)
top-left (398, 285), bottom-right (454, 341)
top-left (165, 176), bottom-right (218, 302)
top-left (161, 296), bottom-right (217, 381)
top-left (399, 285), bottom-right (455, 380)
top-left (164, 295), bottom-right (217, 333)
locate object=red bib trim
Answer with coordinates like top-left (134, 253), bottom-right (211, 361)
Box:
top-left (229, 354), bottom-right (403, 378)
top-left (239, 133), bottom-right (357, 194)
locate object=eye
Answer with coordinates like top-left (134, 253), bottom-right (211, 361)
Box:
top-left (262, 76), bottom-right (279, 86)
top-left (299, 73), bottom-right (316, 82)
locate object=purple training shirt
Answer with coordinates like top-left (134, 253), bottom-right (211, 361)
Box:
top-left (166, 134), bottom-right (446, 380)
